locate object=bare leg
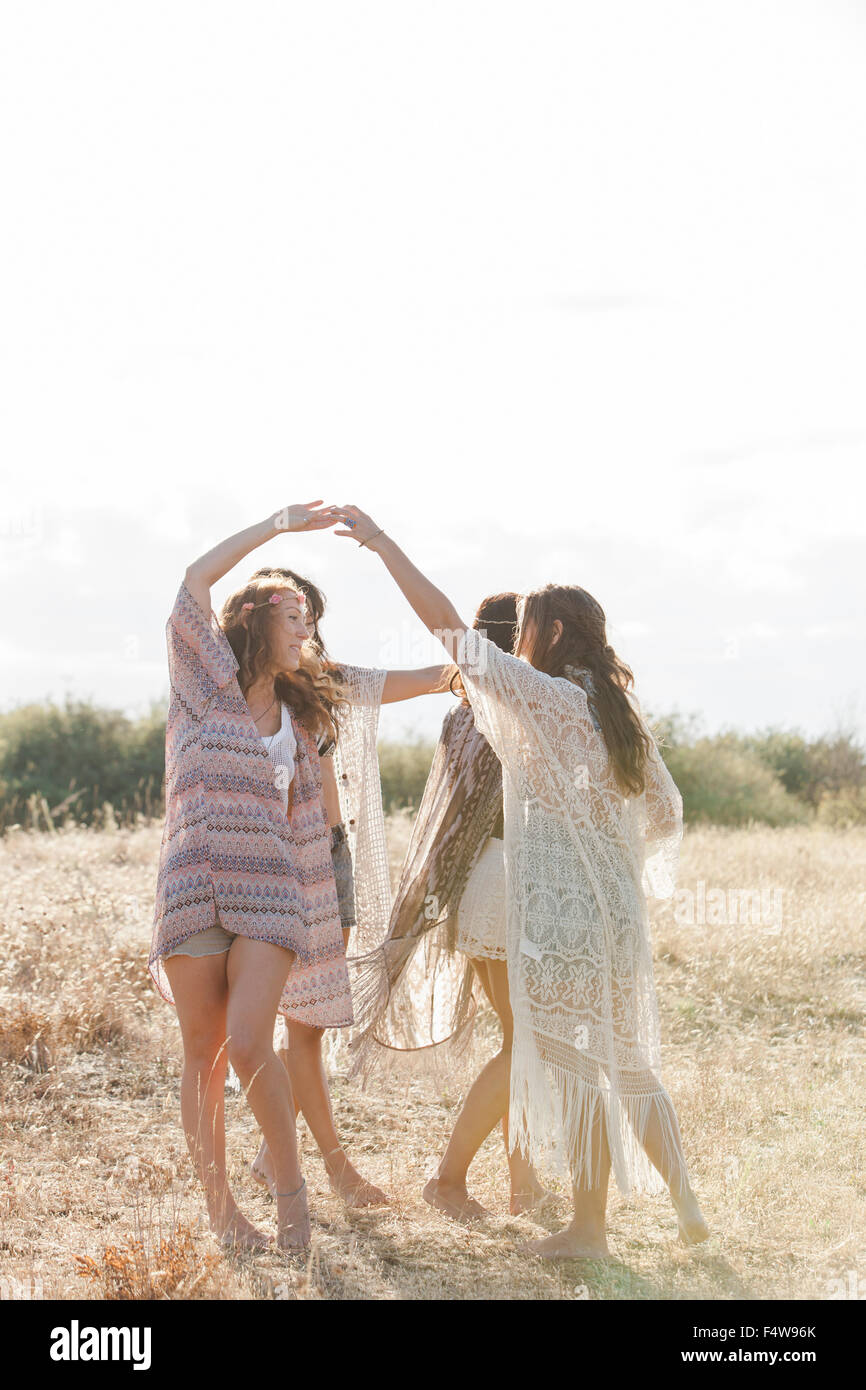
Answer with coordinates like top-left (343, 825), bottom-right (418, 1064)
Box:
top-left (164, 952), bottom-right (271, 1251)
top-left (225, 938), bottom-right (309, 1250)
top-left (477, 959), bottom-right (550, 1213)
top-left (252, 1021), bottom-right (388, 1207)
top-left (423, 957), bottom-right (548, 1221)
top-left (529, 1095), bottom-right (612, 1260)
top-left (250, 1035), bottom-right (298, 1192)
top-left (529, 1065), bottom-right (708, 1256)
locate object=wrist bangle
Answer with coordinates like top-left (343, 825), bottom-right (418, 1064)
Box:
top-left (358, 528), bottom-right (384, 550)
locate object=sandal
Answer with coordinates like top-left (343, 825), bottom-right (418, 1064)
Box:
top-left (276, 1178), bottom-right (311, 1251)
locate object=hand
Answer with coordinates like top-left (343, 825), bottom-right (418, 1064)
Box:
top-left (332, 504), bottom-right (386, 550)
top-left (275, 501), bottom-right (340, 534)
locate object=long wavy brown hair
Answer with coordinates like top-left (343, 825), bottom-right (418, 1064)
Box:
top-left (249, 566), bottom-right (329, 657)
top-left (518, 583), bottom-right (651, 796)
top-left (219, 576), bottom-right (346, 741)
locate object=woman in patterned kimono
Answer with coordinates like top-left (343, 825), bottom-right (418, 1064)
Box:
top-left (150, 502), bottom-right (364, 1252)
top-left (245, 565), bottom-right (449, 1206)
top-left (350, 593), bottom-right (550, 1220)
top-left (329, 505), bottom-right (709, 1258)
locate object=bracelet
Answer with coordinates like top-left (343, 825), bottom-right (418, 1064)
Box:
top-left (358, 528), bottom-right (385, 550)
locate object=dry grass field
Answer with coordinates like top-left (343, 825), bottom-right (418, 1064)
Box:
top-left (1, 817), bottom-right (864, 1301)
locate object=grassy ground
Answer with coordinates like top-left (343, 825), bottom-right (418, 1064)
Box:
top-left (1, 819), bottom-right (864, 1301)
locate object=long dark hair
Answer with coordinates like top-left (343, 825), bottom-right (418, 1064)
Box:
top-left (451, 592), bottom-right (519, 700)
top-left (518, 583), bottom-right (651, 796)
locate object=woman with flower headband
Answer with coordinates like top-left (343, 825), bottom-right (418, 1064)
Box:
top-left (327, 505), bottom-right (709, 1258)
top-left (243, 563), bottom-right (451, 1207)
top-left (149, 503), bottom-right (363, 1251)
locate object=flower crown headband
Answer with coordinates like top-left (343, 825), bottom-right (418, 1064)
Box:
top-left (240, 590), bottom-right (306, 614)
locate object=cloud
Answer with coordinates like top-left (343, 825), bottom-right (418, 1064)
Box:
top-left (685, 429), bottom-right (866, 470)
top-left (547, 292), bottom-right (648, 314)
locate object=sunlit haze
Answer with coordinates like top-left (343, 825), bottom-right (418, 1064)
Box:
top-left (2, 1), bottom-right (864, 741)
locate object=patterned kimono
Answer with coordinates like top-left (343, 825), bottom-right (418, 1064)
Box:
top-left (349, 701), bottom-right (503, 1069)
top-left (148, 582), bottom-right (353, 1030)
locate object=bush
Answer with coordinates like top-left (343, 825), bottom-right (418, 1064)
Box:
top-left (2, 695), bottom-right (863, 832)
top-left (651, 711), bottom-right (703, 749)
top-left (662, 738), bottom-right (810, 827)
top-left (0, 700), bottom-right (165, 831)
top-left (815, 787), bottom-right (866, 828)
top-left (376, 738), bottom-right (438, 814)
top-left (804, 732), bottom-right (866, 802)
top-left (741, 729), bottom-right (816, 801)
top-left (743, 727), bottom-right (866, 806)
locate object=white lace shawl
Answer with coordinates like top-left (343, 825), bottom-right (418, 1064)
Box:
top-left (457, 628), bottom-right (685, 1195)
top-left (332, 664), bottom-right (392, 959)
top-left (273, 664), bottom-right (391, 1055)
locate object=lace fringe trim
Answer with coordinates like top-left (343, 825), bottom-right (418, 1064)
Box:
top-left (508, 1041), bottom-right (688, 1197)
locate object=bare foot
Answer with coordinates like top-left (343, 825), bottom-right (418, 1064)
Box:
top-left (276, 1180), bottom-right (311, 1252)
top-left (526, 1228), bottom-right (610, 1261)
top-left (214, 1211), bottom-right (273, 1252)
top-left (672, 1185), bottom-right (710, 1245)
top-left (325, 1149), bottom-right (389, 1208)
top-left (251, 1156), bottom-right (277, 1200)
top-left (423, 1177), bottom-right (489, 1223)
top-left (510, 1183), bottom-right (556, 1217)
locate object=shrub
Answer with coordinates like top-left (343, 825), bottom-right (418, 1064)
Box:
top-left (744, 727), bottom-right (866, 806)
top-left (376, 737), bottom-right (438, 814)
top-left (804, 732), bottom-right (866, 802)
top-left (0, 700), bottom-right (165, 831)
top-left (662, 738), bottom-right (809, 827)
top-left (816, 786), bottom-right (866, 828)
top-left (742, 729), bottom-right (816, 801)
top-left (2, 696), bottom-right (864, 831)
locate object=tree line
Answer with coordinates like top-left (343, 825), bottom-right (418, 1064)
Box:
top-left (1, 700), bottom-right (864, 833)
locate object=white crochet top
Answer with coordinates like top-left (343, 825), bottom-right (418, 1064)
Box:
top-left (260, 702), bottom-right (297, 813)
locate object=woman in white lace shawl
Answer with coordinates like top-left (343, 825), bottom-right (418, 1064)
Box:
top-left (332, 506), bottom-right (709, 1257)
top-left (247, 566), bottom-right (450, 1206)
top-left (351, 593), bottom-right (550, 1219)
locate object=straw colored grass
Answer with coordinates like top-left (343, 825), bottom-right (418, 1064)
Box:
top-left (0, 819), bottom-right (863, 1300)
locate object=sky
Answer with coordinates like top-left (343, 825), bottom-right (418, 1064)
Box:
top-left (1, 0), bottom-right (864, 744)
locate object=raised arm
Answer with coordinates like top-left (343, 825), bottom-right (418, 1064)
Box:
top-left (332, 505), bottom-right (467, 657)
top-left (184, 502), bottom-right (337, 612)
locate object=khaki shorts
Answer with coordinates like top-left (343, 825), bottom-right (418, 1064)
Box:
top-left (330, 822), bottom-right (356, 932)
top-left (164, 918), bottom-right (236, 959)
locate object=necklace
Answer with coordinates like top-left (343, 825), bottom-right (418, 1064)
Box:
top-left (249, 694), bottom-right (277, 725)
